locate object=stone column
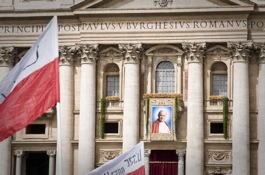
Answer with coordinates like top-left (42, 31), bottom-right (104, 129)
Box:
top-left (15, 150), bottom-right (23, 175)
top-left (177, 56), bottom-right (182, 94)
top-left (228, 41), bottom-right (252, 175)
top-left (144, 150), bottom-right (151, 175)
top-left (47, 150), bottom-right (56, 175)
top-left (119, 44), bottom-right (143, 152)
top-left (146, 55), bottom-right (153, 93)
top-left (182, 42), bottom-right (206, 175)
top-left (176, 150), bottom-right (186, 175)
top-left (77, 44), bottom-right (98, 175)
top-left (57, 46), bottom-right (75, 175)
top-left (0, 47), bottom-right (15, 175)
top-left (254, 43), bottom-right (265, 175)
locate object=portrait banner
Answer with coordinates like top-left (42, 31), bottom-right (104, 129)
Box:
top-left (149, 98), bottom-right (176, 141)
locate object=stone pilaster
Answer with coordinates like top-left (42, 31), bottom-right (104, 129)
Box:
top-left (228, 41), bottom-right (252, 175)
top-left (119, 43), bottom-right (143, 152)
top-left (0, 46), bottom-right (15, 175)
top-left (77, 44), bottom-right (98, 175)
top-left (254, 43), bottom-right (265, 175)
top-left (47, 150), bottom-right (56, 175)
top-left (176, 150), bottom-right (186, 175)
top-left (182, 42), bottom-right (206, 175)
top-left (56, 46), bottom-right (75, 175)
top-left (144, 150), bottom-right (151, 175)
top-left (14, 150), bottom-right (23, 175)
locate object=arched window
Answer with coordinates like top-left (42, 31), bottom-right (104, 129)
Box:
top-left (105, 63), bottom-right (119, 96)
top-left (211, 62), bottom-right (227, 96)
top-left (156, 61), bottom-right (175, 93)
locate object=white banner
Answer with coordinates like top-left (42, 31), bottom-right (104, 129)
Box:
top-left (86, 142), bottom-right (145, 175)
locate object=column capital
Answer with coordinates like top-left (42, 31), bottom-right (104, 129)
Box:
top-left (59, 45), bottom-right (76, 66)
top-left (227, 41), bottom-right (253, 63)
top-left (119, 43), bottom-right (143, 64)
top-left (47, 150), bottom-right (56, 157)
top-left (0, 46), bottom-right (15, 67)
top-left (76, 44), bottom-right (98, 64)
top-left (14, 150), bottom-right (23, 158)
top-left (254, 42), bottom-right (265, 64)
top-left (176, 149), bottom-right (186, 157)
top-left (182, 42), bottom-right (206, 63)
top-left (144, 149), bottom-right (151, 157)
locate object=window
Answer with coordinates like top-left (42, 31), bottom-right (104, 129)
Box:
top-left (210, 122), bottom-right (223, 134)
top-left (106, 76), bottom-right (119, 96)
top-left (156, 61), bottom-right (175, 93)
top-left (211, 62), bottom-right (227, 96)
top-left (105, 63), bottom-right (119, 96)
top-left (105, 122), bottom-right (119, 134)
top-left (26, 124), bottom-right (46, 134)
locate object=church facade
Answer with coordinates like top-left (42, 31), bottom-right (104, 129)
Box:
top-left (0, 0), bottom-right (265, 175)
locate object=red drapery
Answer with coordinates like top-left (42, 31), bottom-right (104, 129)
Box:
top-left (150, 150), bottom-right (178, 175)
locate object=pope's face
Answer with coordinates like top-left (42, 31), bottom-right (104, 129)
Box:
top-left (158, 111), bottom-right (166, 122)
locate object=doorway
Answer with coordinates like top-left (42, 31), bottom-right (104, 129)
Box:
top-left (26, 152), bottom-right (49, 175)
top-left (150, 150), bottom-right (178, 175)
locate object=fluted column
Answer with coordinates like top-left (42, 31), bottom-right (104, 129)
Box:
top-left (77, 44), bottom-right (98, 175)
top-left (57, 46), bottom-right (75, 175)
top-left (176, 150), bottom-right (186, 175)
top-left (146, 55), bottom-right (153, 93)
top-left (144, 150), bottom-right (151, 175)
top-left (182, 42), bottom-right (206, 175)
top-left (15, 150), bottom-right (23, 175)
top-left (0, 47), bottom-right (15, 175)
top-left (228, 41), bottom-right (252, 175)
top-left (254, 43), bottom-right (265, 175)
top-left (47, 150), bottom-right (56, 175)
top-left (119, 44), bottom-right (143, 152)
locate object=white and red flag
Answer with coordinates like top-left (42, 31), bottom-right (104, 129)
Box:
top-left (86, 142), bottom-right (145, 175)
top-left (0, 16), bottom-right (59, 141)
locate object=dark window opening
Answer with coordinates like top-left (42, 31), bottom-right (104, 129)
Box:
top-left (26, 152), bottom-right (49, 175)
top-left (26, 124), bottom-right (46, 134)
top-left (210, 123), bottom-right (223, 134)
top-left (105, 122), bottom-right (119, 134)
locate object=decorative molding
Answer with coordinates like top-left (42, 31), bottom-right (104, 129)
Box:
top-left (154, 0), bottom-right (173, 7)
top-left (176, 149), bottom-right (186, 157)
top-left (59, 45), bottom-right (76, 65)
top-left (208, 167), bottom-right (232, 175)
top-left (207, 45), bottom-right (230, 61)
top-left (76, 44), bottom-right (98, 64)
top-left (182, 42), bottom-right (206, 63)
top-left (0, 46), bottom-right (15, 66)
top-left (253, 42), bottom-right (265, 64)
top-left (98, 149), bottom-right (121, 164)
top-left (14, 150), bottom-right (24, 158)
top-left (118, 43), bottom-right (143, 64)
top-left (47, 150), bottom-right (56, 157)
top-left (144, 150), bottom-right (151, 157)
top-left (227, 41), bottom-right (253, 63)
top-left (100, 47), bottom-right (123, 61)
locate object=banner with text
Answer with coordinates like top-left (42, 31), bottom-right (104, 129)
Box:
top-left (86, 142), bottom-right (145, 175)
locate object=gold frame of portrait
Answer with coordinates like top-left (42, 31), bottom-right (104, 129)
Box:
top-left (148, 98), bottom-right (176, 141)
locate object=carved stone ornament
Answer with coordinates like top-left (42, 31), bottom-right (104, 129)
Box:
top-left (154, 0), bottom-right (173, 7)
top-left (253, 42), bottom-right (265, 64)
top-left (208, 150), bottom-right (231, 164)
top-left (118, 43), bottom-right (143, 63)
top-left (47, 150), bottom-right (56, 157)
top-left (207, 45), bottom-right (230, 61)
top-left (100, 47), bottom-right (123, 61)
top-left (98, 150), bottom-right (121, 164)
top-left (227, 41), bottom-right (253, 62)
top-left (59, 45), bottom-right (76, 65)
top-left (14, 150), bottom-right (24, 158)
top-left (182, 42), bottom-right (206, 63)
top-left (76, 44), bottom-right (98, 64)
top-left (208, 167), bottom-right (232, 175)
top-left (0, 46), bottom-right (15, 66)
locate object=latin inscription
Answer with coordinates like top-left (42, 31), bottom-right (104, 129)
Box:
top-left (0, 19), bottom-right (265, 34)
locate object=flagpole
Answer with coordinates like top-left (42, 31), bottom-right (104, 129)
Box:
top-left (56, 102), bottom-right (62, 175)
